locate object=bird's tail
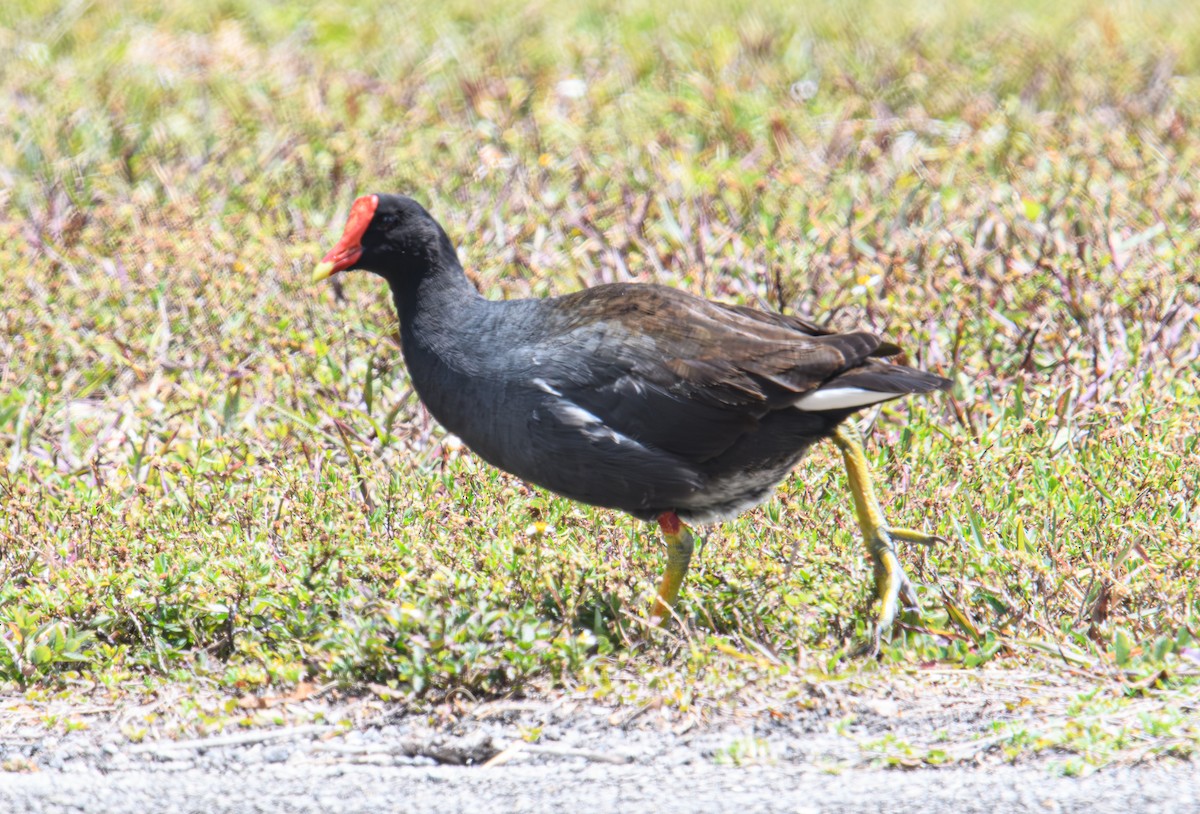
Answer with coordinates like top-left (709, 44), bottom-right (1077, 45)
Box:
top-left (793, 361), bottom-right (951, 412)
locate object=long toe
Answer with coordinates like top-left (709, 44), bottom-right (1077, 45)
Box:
top-left (887, 527), bottom-right (945, 547)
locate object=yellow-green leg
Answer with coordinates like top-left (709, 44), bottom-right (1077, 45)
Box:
top-left (649, 511), bottom-right (695, 625)
top-left (832, 421), bottom-right (941, 633)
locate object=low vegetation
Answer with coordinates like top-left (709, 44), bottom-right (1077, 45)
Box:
top-left (1, 0), bottom-right (1198, 767)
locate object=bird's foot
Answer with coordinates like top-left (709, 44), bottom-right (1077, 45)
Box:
top-left (869, 525), bottom-right (944, 626)
top-left (865, 527), bottom-right (937, 633)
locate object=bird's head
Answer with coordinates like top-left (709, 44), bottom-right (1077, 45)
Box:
top-left (311, 194), bottom-right (449, 284)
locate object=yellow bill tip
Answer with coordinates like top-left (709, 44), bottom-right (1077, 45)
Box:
top-left (311, 261), bottom-right (336, 283)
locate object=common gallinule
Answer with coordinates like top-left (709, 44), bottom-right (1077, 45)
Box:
top-left (313, 194), bottom-right (951, 630)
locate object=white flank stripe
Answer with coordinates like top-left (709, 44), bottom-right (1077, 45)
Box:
top-left (555, 403), bottom-right (602, 427)
top-left (793, 387), bottom-right (903, 411)
top-left (531, 378), bottom-right (563, 397)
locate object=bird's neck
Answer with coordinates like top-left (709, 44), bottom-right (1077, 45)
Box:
top-left (390, 256), bottom-right (510, 445)
top-left (388, 227), bottom-right (483, 332)
top-left (396, 256), bottom-right (480, 317)
top-left (391, 251), bottom-right (496, 384)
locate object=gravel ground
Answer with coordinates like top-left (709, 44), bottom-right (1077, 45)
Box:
top-left (0, 746), bottom-right (1195, 814)
top-left (0, 676), bottom-right (1194, 813)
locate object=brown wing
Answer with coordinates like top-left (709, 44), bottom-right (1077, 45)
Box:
top-left (543, 283), bottom-right (886, 404)
top-left (514, 283), bottom-right (894, 462)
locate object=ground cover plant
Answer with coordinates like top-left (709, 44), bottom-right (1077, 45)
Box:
top-left (1, 0), bottom-right (1198, 769)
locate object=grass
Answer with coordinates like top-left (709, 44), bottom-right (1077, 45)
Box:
top-left (2, 0), bottom-right (1199, 768)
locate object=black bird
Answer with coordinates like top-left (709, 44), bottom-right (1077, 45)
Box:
top-left (313, 194), bottom-right (950, 629)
